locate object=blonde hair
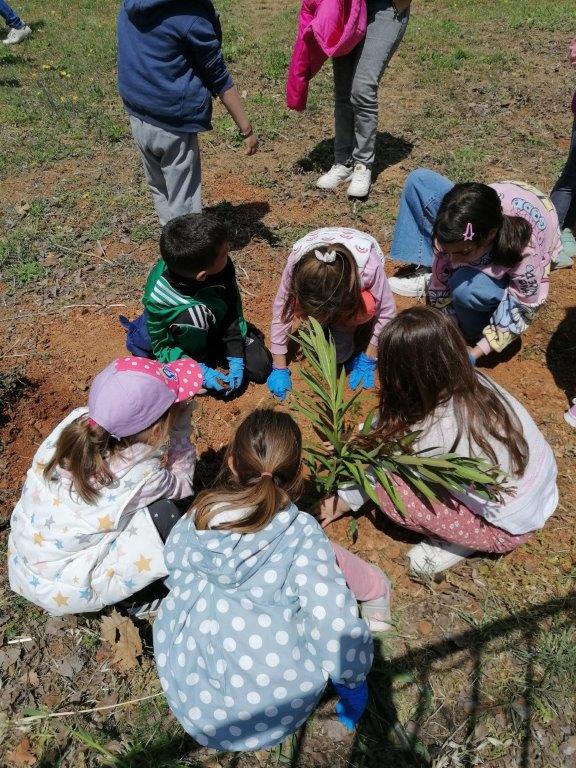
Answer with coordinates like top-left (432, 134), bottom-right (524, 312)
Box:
top-left (194, 409), bottom-right (303, 533)
top-left (43, 409), bottom-right (175, 504)
top-left (281, 244), bottom-right (362, 326)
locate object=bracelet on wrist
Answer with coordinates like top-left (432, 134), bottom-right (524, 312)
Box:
top-left (239, 127), bottom-right (253, 139)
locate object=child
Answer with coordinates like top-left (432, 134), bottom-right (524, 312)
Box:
top-left (551, 36), bottom-right (576, 265)
top-left (124, 212), bottom-right (272, 393)
top-left (387, 169), bottom-right (561, 363)
top-left (1, 2), bottom-right (31, 45)
top-left (318, 307), bottom-right (558, 576)
top-left (7, 356), bottom-right (203, 615)
top-left (154, 409), bottom-right (391, 751)
top-left (117, 0), bottom-right (258, 223)
top-left (267, 227), bottom-right (396, 399)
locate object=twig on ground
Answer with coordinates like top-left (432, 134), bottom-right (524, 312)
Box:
top-left (6, 636), bottom-right (33, 645)
top-left (15, 692), bottom-right (163, 725)
top-left (50, 242), bottom-right (116, 267)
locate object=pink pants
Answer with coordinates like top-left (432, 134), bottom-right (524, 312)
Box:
top-left (376, 479), bottom-right (532, 554)
top-left (331, 542), bottom-right (390, 601)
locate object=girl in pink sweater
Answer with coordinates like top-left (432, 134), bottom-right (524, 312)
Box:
top-left (267, 227), bottom-right (396, 400)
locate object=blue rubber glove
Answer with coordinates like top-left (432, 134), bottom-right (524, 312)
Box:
top-left (199, 363), bottom-right (228, 392)
top-left (346, 352), bottom-right (377, 390)
top-left (333, 681), bottom-right (368, 731)
top-left (266, 367), bottom-right (292, 400)
top-left (226, 356), bottom-right (245, 392)
top-left (468, 352), bottom-right (477, 366)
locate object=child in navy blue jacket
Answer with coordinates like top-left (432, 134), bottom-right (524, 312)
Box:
top-left (117, 0), bottom-right (259, 224)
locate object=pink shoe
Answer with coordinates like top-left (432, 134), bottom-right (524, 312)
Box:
top-left (564, 399), bottom-right (576, 428)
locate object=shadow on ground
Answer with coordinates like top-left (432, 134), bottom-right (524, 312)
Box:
top-left (294, 132), bottom-right (413, 182)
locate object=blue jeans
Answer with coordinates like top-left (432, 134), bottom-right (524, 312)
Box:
top-left (448, 266), bottom-right (507, 343)
top-left (0, 1), bottom-right (24, 28)
top-left (550, 117), bottom-right (576, 229)
top-left (390, 168), bottom-right (454, 267)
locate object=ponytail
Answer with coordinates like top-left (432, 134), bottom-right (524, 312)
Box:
top-left (434, 182), bottom-right (532, 267)
top-left (194, 410), bottom-right (303, 533)
top-left (491, 214), bottom-right (532, 267)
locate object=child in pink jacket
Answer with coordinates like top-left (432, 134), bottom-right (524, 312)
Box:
top-left (267, 227), bottom-right (396, 400)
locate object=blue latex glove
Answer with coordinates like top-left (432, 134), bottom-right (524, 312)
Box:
top-left (226, 356), bottom-right (245, 392)
top-left (199, 363), bottom-right (228, 392)
top-left (468, 352), bottom-right (477, 366)
top-left (346, 352), bottom-right (377, 390)
top-left (266, 367), bottom-right (292, 400)
top-left (333, 681), bottom-right (368, 731)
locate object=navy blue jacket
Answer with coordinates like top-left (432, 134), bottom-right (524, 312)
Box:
top-left (117, 0), bottom-right (234, 133)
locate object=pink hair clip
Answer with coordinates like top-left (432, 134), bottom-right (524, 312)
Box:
top-left (87, 417), bottom-right (99, 428)
top-left (463, 222), bottom-right (475, 241)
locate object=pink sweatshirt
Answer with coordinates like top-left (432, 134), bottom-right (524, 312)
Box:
top-left (428, 181), bottom-right (561, 355)
top-left (270, 227), bottom-right (396, 355)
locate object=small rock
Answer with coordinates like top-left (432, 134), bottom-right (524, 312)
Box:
top-left (417, 619), bottom-right (433, 635)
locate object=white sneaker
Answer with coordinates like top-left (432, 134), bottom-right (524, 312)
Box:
top-left (388, 266), bottom-right (432, 297)
top-left (408, 539), bottom-right (475, 576)
top-left (3, 25), bottom-right (32, 45)
top-left (316, 164), bottom-right (353, 191)
top-left (347, 163), bottom-right (371, 198)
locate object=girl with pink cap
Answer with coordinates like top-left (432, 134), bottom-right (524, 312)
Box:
top-left (8, 356), bottom-right (204, 616)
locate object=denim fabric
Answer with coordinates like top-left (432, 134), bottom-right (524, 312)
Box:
top-left (0, 1), bottom-right (24, 28)
top-left (550, 117), bottom-right (576, 228)
top-left (332, 0), bottom-right (408, 168)
top-left (447, 266), bottom-right (507, 343)
top-left (389, 168), bottom-right (454, 267)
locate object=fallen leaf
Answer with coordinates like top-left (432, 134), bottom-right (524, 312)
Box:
top-left (6, 738), bottom-right (37, 767)
top-left (417, 619), bottom-right (433, 635)
top-left (15, 200), bottom-right (30, 217)
top-left (100, 610), bottom-right (142, 671)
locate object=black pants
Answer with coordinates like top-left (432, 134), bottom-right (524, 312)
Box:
top-left (206, 324), bottom-right (273, 385)
top-left (147, 498), bottom-right (184, 542)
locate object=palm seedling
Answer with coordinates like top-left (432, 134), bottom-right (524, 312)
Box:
top-left (290, 319), bottom-right (506, 516)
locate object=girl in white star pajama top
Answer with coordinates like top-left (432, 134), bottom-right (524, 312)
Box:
top-left (153, 409), bottom-right (381, 751)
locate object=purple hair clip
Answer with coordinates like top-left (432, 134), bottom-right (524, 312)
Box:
top-left (463, 222), bottom-right (475, 241)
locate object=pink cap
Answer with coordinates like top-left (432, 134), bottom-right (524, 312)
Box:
top-left (88, 356), bottom-right (203, 438)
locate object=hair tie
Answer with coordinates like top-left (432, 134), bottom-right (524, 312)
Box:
top-left (87, 417), bottom-right (98, 428)
top-left (260, 472), bottom-right (273, 478)
top-left (463, 222), bottom-right (475, 241)
top-left (314, 249), bottom-right (337, 264)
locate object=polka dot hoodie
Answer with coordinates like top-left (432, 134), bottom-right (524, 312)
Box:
top-left (153, 503), bottom-right (373, 751)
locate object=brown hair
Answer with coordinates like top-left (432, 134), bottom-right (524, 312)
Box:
top-left (281, 245), bottom-right (362, 326)
top-left (433, 182), bottom-right (532, 267)
top-left (366, 306), bottom-right (529, 476)
top-left (194, 409), bottom-right (303, 533)
top-left (43, 410), bottom-right (175, 504)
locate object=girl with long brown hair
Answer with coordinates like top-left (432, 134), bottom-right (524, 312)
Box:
top-left (318, 307), bottom-right (558, 576)
top-left (267, 227), bottom-right (396, 399)
top-left (154, 409), bottom-right (390, 752)
top-left (8, 356), bottom-right (203, 615)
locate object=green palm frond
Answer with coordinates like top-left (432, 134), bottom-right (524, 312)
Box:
top-left (290, 319), bottom-right (506, 517)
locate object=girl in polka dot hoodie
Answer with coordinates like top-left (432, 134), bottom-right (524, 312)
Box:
top-left (154, 409), bottom-right (385, 751)
top-left (8, 356), bottom-right (203, 615)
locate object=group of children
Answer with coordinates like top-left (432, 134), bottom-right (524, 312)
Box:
top-left (2, 0), bottom-right (573, 754)
top-left (7, 163), bottom-right (566, 749)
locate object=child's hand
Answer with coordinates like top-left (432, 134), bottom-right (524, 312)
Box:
top-left (314, 495), bottom-right (351, 528)
top-left (346, 352), bottom-right (377, 390)
top-left (244, 133), bottom-right (259, 155)
top-left (266, 367), bottom-right (292, 400)
top-left (199, 363), bottom-right (228, 392)
top-left (225, 357), bottom-right (245, 392)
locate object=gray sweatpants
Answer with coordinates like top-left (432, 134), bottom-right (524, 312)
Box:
top-left (332, 0), bottom-right (409, 168)
top-left (129, 116), bottom-right (202, 225)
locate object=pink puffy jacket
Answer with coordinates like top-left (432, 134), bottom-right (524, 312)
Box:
top-left (286, 0), bottom-right (367, 112)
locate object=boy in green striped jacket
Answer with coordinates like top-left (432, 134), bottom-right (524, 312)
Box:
top-left (143, 213), bottom-right (272, 393)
